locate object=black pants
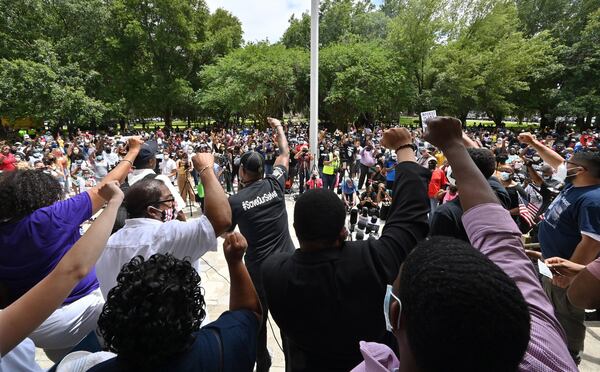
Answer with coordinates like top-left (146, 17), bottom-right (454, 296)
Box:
top-left (248, 266), bottom-right (289, 372)
top-left (323, 173), bottom-right (336, 190)
top-left (358, 163), bottom-right (371, 189)
top-left (298, 168), bottom-right (309, 194)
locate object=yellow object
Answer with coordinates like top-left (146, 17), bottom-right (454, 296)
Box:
top-left (1, 117), bottom-right (42, 129)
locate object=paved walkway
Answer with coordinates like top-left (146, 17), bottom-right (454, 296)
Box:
top-left (37, 198), bottom-right (600, 371)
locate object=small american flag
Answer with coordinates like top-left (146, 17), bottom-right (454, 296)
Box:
top-left (518, 194), bottom-right (539, 227)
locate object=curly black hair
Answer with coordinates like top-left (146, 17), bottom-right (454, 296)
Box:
top-left (0, 169), bottom-right (63, 223)
top-left (399, 236), bottom-right (530, 372)
top-left (467, 148), bottom-right (497, 179)
top-left (98, 254), bottom-right (206, 368)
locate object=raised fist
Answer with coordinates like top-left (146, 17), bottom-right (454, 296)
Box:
top-left (423, 117), bottom-right (463, 151)
top-left (223, 232), bottom-right (248, 263)
top-left (192, 153), bottom-right (215, 172)
top-left (98, 181), bottom-right (124, 202)
top-left (518, 132), bottom-right (536, 145)
top-left (381, 128), bottom-right (412, 150)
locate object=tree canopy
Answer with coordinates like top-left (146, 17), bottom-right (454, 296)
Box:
top-left (0, 0), bottom-right (599, 130)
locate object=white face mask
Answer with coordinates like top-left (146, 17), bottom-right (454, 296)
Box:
top-left (554, 163), bottom-right (567, 183)
top-left (383, 284), bottom-right (402, 332)
top-left (499, 172), bottom-right (511, 181)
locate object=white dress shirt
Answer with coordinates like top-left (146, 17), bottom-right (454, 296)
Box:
top-left (128, 169), bottom-right (187, 212)
top-left (160, 157), bottom-right (177, 183)
top-left (96, 215), bottom-right (217, 298)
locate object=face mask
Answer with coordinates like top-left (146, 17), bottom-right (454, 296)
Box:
top-left (542, 175), bottom-right (552, 181)
top-left (500, 172), bottom-right (511, 181)
top-left (150, 206), bottom-right (176, 222)
top-left (554, 162), bottom-right (580, 183)
top-left (383, 284), bottom-right (401, 332)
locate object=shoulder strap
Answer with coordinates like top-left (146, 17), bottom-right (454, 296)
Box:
top-left (209, 328), bottom-right (224, 372)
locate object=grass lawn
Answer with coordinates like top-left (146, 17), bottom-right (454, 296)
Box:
top-left (132, 117), bottom-right (539, 130)
top-left (399, 116), bottom-right (538, 129)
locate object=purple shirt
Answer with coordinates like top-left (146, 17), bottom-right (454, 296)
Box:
top-left (463, 203), bottom-right (577, 372)
top-left (0, 192), bottom-right (97, 304)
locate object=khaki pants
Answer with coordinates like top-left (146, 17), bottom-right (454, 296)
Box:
top-left (542, 277), bottom-right (586, 354)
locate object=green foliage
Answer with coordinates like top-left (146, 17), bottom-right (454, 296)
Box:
top-left (198, 44), bottom-right (307, 124)
top-left (281, 13), bottom-right (311, 49)
top-left (0, 58), bottom-right (106, 124)
top-left (320, 42), bottom-right (408, 126)
top-left (1, 0), bottom-right (599, 130)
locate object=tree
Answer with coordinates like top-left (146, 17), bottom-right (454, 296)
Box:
top-left (103, 0), bottom-right (210, 127)
top-left (0, 55), bottom-right (106, 128)
top-left (319, 42), bottom-right (408, 127)
top-left (202, 8), bottom-right (243, 63)
top-left (380, 0), bottom-right (406, 18)
top-left (281, 13), bottom-right (311, 49)
top-left (558, 8), bottom-right (600, 128)
top-left (197, 44), bottom-right (307, 124)
top-left (387, 0), bottom-right (445, 113)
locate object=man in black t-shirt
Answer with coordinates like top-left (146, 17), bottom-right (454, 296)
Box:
top-left (430, 148), bottom-right (511, 241)
top-left (228, 117), bottom-right (293, 372)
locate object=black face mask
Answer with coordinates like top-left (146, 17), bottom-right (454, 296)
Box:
top-left (565, 168), bottom-right (580, 184)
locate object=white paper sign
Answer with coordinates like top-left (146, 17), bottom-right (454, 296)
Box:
top-left (537, 260), bottom-right (553, 279)
top-left (420, 110), bottom-right (437, 131)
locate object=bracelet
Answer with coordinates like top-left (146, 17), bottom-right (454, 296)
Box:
top-left (396, 143), bottom-right (417, 152)
top-left (199, 165), bottom-right (211, 176)
top-left (120, 159), bottom-right (133, 167)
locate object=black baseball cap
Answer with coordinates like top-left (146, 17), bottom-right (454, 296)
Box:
top-left (240, 151), bottom-right (264, 175)
top-left (133, 140), bottom-right (158, 168)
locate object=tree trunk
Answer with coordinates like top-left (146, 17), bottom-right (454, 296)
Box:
top-left (575, 116), bottom-right (585, 130)
top-left (584, 113), bottom-right (593, 129)
top-left (539, 108), bottom-right (553, 131)
top-left (459, 113), bottom-right (468, 129)
top-left (164, 109), bottom-right (173, 129)
top-left (119, 118), bottom-right (126, 132)
top-left (187, 116), bottom-right (191, 128)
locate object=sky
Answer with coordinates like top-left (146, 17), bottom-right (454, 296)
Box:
top-left (205, 0), bottom-right (384, 43)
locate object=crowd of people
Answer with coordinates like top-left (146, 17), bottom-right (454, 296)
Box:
top-left (0, 116), bottom-right (600, 372)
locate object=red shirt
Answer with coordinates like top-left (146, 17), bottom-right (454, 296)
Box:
top-left (428, 168), bottom-right (447, 198)
top-left (306, 178), bottom-right (323, 189)
top-left (0, 153), bottom-right (17, 171)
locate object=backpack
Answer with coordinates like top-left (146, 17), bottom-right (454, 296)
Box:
top-left (111, 173), bottom-right (158, 234)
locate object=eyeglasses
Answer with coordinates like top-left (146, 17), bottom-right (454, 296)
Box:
top-left (149, 197), bottom-right (175, 207)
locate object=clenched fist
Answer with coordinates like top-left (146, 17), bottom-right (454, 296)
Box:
top-left (423, 117), bottom-right (463, 151)
top-left (381, 128), bottom-right (412, 150)
top-left (223, 232), bottom-right (248, 263)
top-left (98, 181), bottom-right (124, 202)
top-left (192, 153), bottom-right (215, 172)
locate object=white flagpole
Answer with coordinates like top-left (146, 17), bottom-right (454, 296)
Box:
top-left (310, 0), bottom-right (319, 168)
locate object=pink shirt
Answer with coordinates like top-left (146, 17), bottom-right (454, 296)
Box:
top-left (354, 203), bottom-right (578, 372)
top-left (586, 257), bottom-right (600, 280)
top-left (463, 204), bottom-right (577, 372)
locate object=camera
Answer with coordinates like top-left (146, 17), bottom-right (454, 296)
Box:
top-left (355, 207), bottom-right (369, 240)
